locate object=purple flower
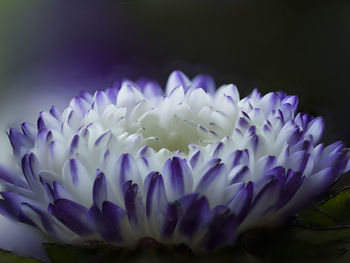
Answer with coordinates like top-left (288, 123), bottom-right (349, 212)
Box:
top-left (0, 71), bottom-right (349, 253)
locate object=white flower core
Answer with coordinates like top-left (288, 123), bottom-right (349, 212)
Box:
top-left (87, 83), bottom-right (241, 153)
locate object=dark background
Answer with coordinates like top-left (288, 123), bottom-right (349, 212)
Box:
top-left (0, 0), bottom-right (349, 148)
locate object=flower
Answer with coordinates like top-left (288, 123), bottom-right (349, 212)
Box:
top-left (0, 70), bottom-right (349, 251)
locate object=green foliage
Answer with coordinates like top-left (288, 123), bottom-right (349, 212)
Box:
top-left (319, 186), bottom-right (350, 224)
top-left (0, 250), bottom-right (43, 263)
top-left (297, 206), bottom-right (337, 226)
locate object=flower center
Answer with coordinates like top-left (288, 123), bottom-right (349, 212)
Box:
top-left (85, 84), bottom-right (239, 153)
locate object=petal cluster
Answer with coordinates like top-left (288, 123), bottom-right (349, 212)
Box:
top-left (0, 71), bottom-right (349, 250)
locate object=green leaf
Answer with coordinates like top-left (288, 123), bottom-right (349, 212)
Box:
top-left (0, 249), bottom-right (43, 263)
top-left (319, 186), bottom-right (350, 224)
top-left (297, 206), bottom-right (337, 226)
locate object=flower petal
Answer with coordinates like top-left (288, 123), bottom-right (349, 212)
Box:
top-left (162, 157), bottom-right (193, 201)
top-left (166, 70), bottom-right (191, 94)
top-left (49, 199), bottom-right (92, 236)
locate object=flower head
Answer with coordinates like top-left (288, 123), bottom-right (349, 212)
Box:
top-left (0, 71), bottom-right (349, 250)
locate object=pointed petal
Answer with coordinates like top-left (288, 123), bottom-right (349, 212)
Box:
top-left (113, 154), bottom-right (141, 198)
top-left (88, 202), bottom-right (126, 242)
top-left (178, 196), bottom-right (210, 238)
top-left (123, 181), bottom-right (144, 227)
top-left (250, 179), bottom-right (281, 217)
top-left (9, 128), bottom-right (31, 156)
top-left (196, 162), bottom-right (227, 206)
top-left (145, 172), bottom-right (167, 218)
top-left (305, 117), bottom-right (324, 144)
top-left (166, 70), bottom-right (191, 94)
top-left (201, 206), bottom-right (236, 250)
top-left (162, 157), bottom-right (193, 201)
top-left (49, 199), bottom-right (92, 236)
top-left (227, 182), bottom-right (254, 223)
top-left (192, 74), bottom-right (215, 94)
top-left (93, 171), bottom-right (107, 208)
top-left (162, 203), bottom-right (179, 238)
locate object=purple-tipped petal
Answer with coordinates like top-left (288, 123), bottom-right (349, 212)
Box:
top-left (166, 70), bottom-right (191, 94)
top-left (162, 203), bottom-right (179, 238)
top-left (0, 166), bottom-right (28, 189)
top-left (49, 199), bottom-right (92, 236)
top-left (21, 153), bottom-right (40, 190)
top-left (276, 170), bottom-right (304, 209)
top-left (189, 150), bottom-right (201, 169)
top-left (21, 122), bottom-right (37, 141)
top-left (307, 167), bottom-right (336, 192)
top-left (21, 202), bottom-right (55, 235)
top-left (305, 117), bottom-right (324, 144)
top-left (250, 179), bottom-right (281, 217)
top-left (69, 135), bottom-right (80, 155)
top-left (94, 130), bottom-right (111, 147)
top-left (162, 157), bottom-right (193, 201)
top-left (196, 163), bottom-right (226, 196)
top-left (281, 95), bottom-right (299, 112)
top-left (8, 128), bottom-right (31, 156)
top-left (114, 154), bottom-right (141, 195)
top-left (192, 74), bottom-right (216, 94)
top-left (49, 106), bottom-right (62, 120)
top-left (138, 79), bottom-right (163, 99)
top-left (88, 202), bottom-right (126, 242)
top-left (38, 112), bottom-right (59, 130)
top-left (224, 182), bottom-right (245, 204)
top-left (201, 206), bottom-right (237, 250)
top-left (123, 181), bottom-right (144, 227)
top-left (229, 149), bottom-right (250, 169)
top-left (178, 195), bottom-right (210, 238)
top-left (93, 90), bottom-right (112, 113)
top-left (227, 182), bottom-right (254, 223)
top-left (230, 165), bottom-right (250, 184)
top-left (324, 141), bottom-right (343, 156)
top-left (100, 201), bottom-right (125, 242)
top-left (105, 87), bottom-right (119, 104)
top-left (0, 192), bottom-right (34, 225)
top-left (70, 97), bottom-right (90, 116)
top-left (53, 181), bottom-right (76, 201)
top-left (285, 150), bottom-right (308, 173)
top-left (62, 158), bottom-right (92, 200)
top-left (93, 171), bottom-right (107, 208)
top-left (145, 172), bottom-right (167, 218)
top-left (259, 92), bottom-right (279, 113)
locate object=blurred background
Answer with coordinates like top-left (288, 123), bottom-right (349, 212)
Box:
top-left (1, 0), bottom-right (350, 166)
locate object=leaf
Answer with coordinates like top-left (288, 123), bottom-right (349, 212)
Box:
top-left (319, 186), bottom-right (350, 224)
top-left (0, 249), bottom-right (43, 263)
top-left (297, 206), bottom-right (337, 226)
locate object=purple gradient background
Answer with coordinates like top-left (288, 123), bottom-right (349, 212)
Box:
top-left (1, 0), bottom-right (350, 161)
